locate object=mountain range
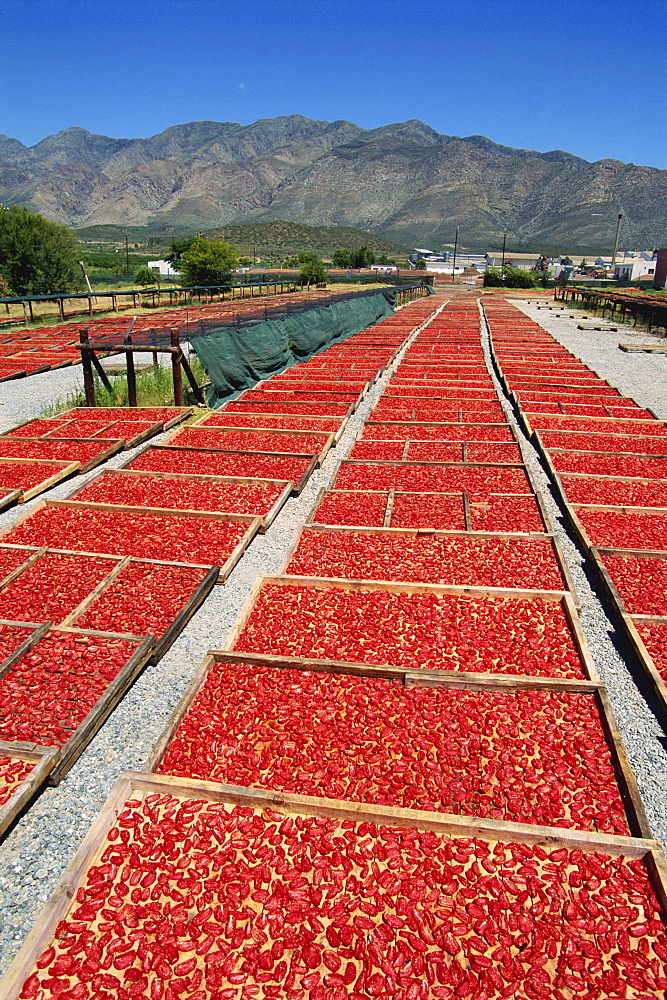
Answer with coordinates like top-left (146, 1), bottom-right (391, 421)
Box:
top-left (1, 115), bottom-right (666, 252)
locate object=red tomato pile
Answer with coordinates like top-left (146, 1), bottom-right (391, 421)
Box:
top-left (0, 632), bottom-right (140, 745)
top-left (554, 452), bottom-right (667, 479)
top-left (75, 562), bottom-right (209, 637)
top-left (533, 416), bottom-right (666, 437)
top-left (600, 554), bottom-right (667, 616)
top-left (235, 582), bottom-right (586, 678)
top-left (577, 509), bottom-right (667, 550)
top-left (0, 460), bottom-right (73, 491)
top-left (6, 418), bottom-right (70, 438)
top-left (636, 621), bottom-right (667, 680)
top-left (563, 476), bottom-right (667, 508)
top-left (468, 495), bottom-right (546, 532)
top-left (0, 438), bottom-right (118, 466)
top-left (0, 545), bottom-right (37, 580)
top-left (287, 530), bottom-right (566, 591)
top-left (542, 431), bottom-right (667, 456)
top-left (0, 551), bottom-right (112, 623)
top-left (76, 473), bottom-right (286, 518)
top-left (5, 506), bottom-right (250, 565)
top-left (389, 492), bottom-right (468, 530)
top-left (227, 400), bottom-right (349, 416)
top-left (349, 440), bottom-right (407, 461)
top-left (160, 660), bottom-right (628, 833)
top-left (0, 755), bottom-right (35, 807)
top-left (362, 424), bottom-right (512, 442)
top-left (20, 794), bottom-right (667, 1000)
top-left (171, 427), bottom-right (328, 455)
top-left (334, 463), bottom-right (530, 494)
top-left (201, 412), bottom-right (341, 432)
top-left (312, 490), bottom-right (389, 527)
top-left (128, 447), bottom-right (312, 483)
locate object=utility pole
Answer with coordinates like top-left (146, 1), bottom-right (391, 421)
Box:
top-left (125, 232), bottom-right (129, 274)
top-left (501, 231), bottom-right (507, 270)
top-left (452, 227), bottom-right (459, 284)
top-left (612, 213), bottom-right (623, 266)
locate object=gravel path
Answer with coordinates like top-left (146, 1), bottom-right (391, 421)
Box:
top-left (514, 300), bottom-right (667, 419)
top-left (0, 304), bottom-right (445, 974)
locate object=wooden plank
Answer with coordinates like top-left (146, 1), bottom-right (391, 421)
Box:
top-left (18, 461), bottom-right (79, 503)
top-left (383, 488), bottom-right (395, 527)
top-left (0, 743), bottom-right (60, 840)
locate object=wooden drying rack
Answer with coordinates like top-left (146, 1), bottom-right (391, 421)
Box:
top-left (78, 319), bottom-right (204, 407)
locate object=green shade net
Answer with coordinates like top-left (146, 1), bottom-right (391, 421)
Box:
top-left (193, 291), bottom-right (395, 406)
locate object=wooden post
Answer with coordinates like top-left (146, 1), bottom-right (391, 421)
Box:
top-left (170, 328), bottom-right (183, 406)
top-left (58, 298), bottom-right (64, 321)
top-left (180, 352), bottom-right (205, 404)
top-left (80, 328), bottom-right (96, 407)
top-left (28, 300), bottom-right (34, 322)
top-left (125, 334), bottom-right (137, 407)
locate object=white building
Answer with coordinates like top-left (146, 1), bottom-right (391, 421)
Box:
top-left (614, 252), bottom-right (656, 282)
top-left (147, 259), bottom-right (179, 277)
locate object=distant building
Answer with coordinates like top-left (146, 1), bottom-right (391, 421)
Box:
top-left (485, 251), bottom-right (542, 271)
top-left (614, 251), bottom-right (656, 282)
top-left (147, 259), bottom-right (178, 277)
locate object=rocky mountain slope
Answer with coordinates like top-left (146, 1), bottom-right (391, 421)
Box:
top-left (1, 115), bottom-right (666, 251)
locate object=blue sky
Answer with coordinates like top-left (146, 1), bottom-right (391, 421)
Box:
top-left (3, 0), bottom-right (667, 168)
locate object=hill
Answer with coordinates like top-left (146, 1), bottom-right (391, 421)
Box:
top-left (2, 115), bottom-right (666, 252)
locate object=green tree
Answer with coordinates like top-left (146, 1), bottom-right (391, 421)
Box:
top-left (352, 245), bottom-right (375, 268)
top-left (176, 238), bottom-right (239, 286)
top-left (134, 266), bottom-right (158, 286)
top-left (332, 249), bottom-right (352, 268)
top-left (165, 237), bottom-right (196, 269)
top-left (0, 204), bottom-right (81, 295)
top-left (299, 254), bottom-right (326, 286)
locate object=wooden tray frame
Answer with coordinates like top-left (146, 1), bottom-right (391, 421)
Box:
top-left (0, 741), bottom-right (60, 840)
top-left (145, 649), bottom-right (649, 838)
top-left (307, 485), bottom-right (552, 534)
top-left (225, 574), bottom-right (599, 684)
top-left (58, 405), bottom-right (194, 431)
top-left (0, 458), bottom-right (80, 503)
top-left (0, 545), bottom-right (219, 661)
top-left (0, 490), bottom-right (21, 513)
top-left (0, 622), bottom-right (153, 783)
top-left (193, 410), bottom-right (349, 443)
top-left (2, 767), bottom-right (665, 1000)
top-left (121, 444), bottom-right (318, 494)
top-left (62, 468), bottom-right (293, 532)
top-left (161, 424), bottom-right (335, 466)
top-left (280, 523), bottom-right (577, 602)
top-left (0, 500), bottom-right (261, 583)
